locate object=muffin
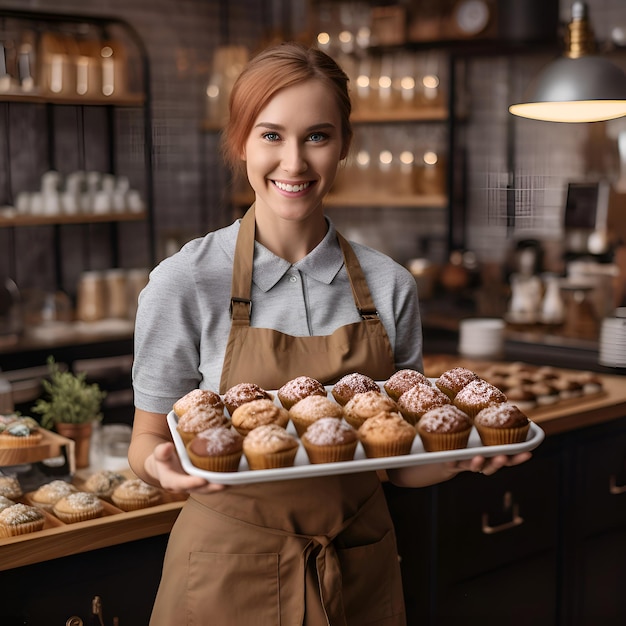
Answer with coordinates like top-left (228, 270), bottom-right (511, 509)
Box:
top-left (0, 503), bottom-right (45, 537)
top-left (83, 470), bottom-right (127, 499)
top-left (301, 417), bottom-right (358, 464)
top-left (474, 402), bottom-right (531, 445)
top-left (111, 478), bottom-right (163, 511)
top-left (0, 476), bottom-right (23, 500)
top-left (176, 405), bottom-right (230, 444)
top-left (397, 382), bottom-right (451, 425)
top-left (331, 373), bottom-right (380, 406)
top-left (453, 379), bottom-right (507, 419)
top-left (277, 376), bottom-right (327, 410)
top-left (343, 391), bottom-right (399, 430)
top-left (0, 418), bottom-right (43, 448)
top-left (435, 367), bottom-right (479, 400)
top-left (173, 388), bottom-right (224, 416)
top-left (30, 480), bottom-right (77, 509)
top-left (384, 369), bottom-right (431, 401)
top-left (357, 411), bottom-right (416, 458)
top-left (231, 399), bottom-right (289, 436)
top-left (243, 424), bottom-right (299, 470)
top-left (223, 383), bottom-right (273, 415)
top-left (186, 426), bottom-right (244, 473)
top-left (289, 395), bottom-right (344, 436)
top-left (52, 492), bottom-right (104, 524)
top-left (416, 405), bottom-right (473, 452)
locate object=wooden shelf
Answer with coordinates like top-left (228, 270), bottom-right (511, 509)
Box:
top-left (350, 106), bottom-right (448, 123)
top-left (0, 92), bottom-right (145, 107)
top-left (0, 430), bottom-right (73, 468)
top-left (0, 210), bottom-right (147, 228)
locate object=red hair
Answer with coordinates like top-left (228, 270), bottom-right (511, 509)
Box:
top-left (221, 42), bottom-right (353, 173)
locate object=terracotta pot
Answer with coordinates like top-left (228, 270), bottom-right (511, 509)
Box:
top-left (55, 421), bottom-right (94, 469)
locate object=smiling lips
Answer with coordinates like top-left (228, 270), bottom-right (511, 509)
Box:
top-left (273, 180), bottom-right (312, 193)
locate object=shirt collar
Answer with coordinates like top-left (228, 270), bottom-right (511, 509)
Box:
top-left (250, 219), bottom-right (345, 292)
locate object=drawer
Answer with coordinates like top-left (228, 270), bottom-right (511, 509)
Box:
top-left (435, 452), bottom-right (560, 583)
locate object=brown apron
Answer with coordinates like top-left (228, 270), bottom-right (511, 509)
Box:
top-left (150, 207), bottom-right (405, 626)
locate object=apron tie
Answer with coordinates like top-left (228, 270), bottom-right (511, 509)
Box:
top-left (303, 534), bottom-right (346, 626)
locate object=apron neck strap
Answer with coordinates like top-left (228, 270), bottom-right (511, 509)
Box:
top-left (229, 205), bottom-right (379, 322)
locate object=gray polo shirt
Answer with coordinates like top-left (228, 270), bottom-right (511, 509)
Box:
top-left (132, 218), bottom-right (423, 413)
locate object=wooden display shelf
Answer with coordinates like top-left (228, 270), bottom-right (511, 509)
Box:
top-left (0, 429), bottom-right (74, 469)
top-left (0, 495), bottom-right (185, 571)
top-left (0, 210), bottom-right (147, 228)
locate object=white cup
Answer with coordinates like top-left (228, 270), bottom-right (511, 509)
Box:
top-left (458, 318), bottom-right (505, 359)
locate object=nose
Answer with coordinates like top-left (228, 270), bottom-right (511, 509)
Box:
top-left (280, 140), bottom-right (307, 175)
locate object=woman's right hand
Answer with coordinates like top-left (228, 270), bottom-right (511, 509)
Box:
top-left (146, 441), bottom-right (227, 494)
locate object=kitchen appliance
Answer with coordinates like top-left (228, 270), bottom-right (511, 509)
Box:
top-left (563, 180), bottom-right (611, 254)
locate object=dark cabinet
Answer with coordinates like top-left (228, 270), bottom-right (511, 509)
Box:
top-left (385, 416), bottom-right (626, 626)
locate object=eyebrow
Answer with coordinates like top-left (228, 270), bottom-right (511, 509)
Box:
top-left (254, 122), bottom-right (337, 131)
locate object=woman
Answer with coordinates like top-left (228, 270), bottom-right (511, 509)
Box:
top-left (129, 42), bottom-right (530, 625)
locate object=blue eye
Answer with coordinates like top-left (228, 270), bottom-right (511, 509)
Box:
top-left (309, 132), bottom-right (327, 143)
top-left (263, 132), bottom-right (280, 142)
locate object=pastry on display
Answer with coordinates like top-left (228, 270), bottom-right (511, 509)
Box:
top-left (288, 395), bottom-right (344, 436)
top-left (277, 376), bottom-right (327, 410)
top-left (474, 402), bottom-right (531, 446)
top-left (83, 470), bottom-right (128, 499)
top-left (111, 478), bottom-right (163, 510)
top-left (30, 480), bottom-right (77, 509)
top-left (331, 373), bottom-right (380, 406)
top-left (0, 495), bottom-right (15, 513)
top-left (0, 503), bottom-right (45, 537)
top-left (357, 411), bottom-right (416, 458)
top-left (176, 405), bottom-right (230, 444)
top-left (552, 377), bottom-right (584, 400)
top-left (230, 399), bottom-right (289, 436)
top-left (435, 367), bottom-right (479, 400)
top-left (416, 405), bottom-right (473, 452)
top-left (173, 388), bottom-right (224, 416)
top-left (570, 371), bottom-right (603, 395)
top-left (527, 381), bottom-right (560, 406)
top-left (185, 427), bottom-right (244, 473)
top-left (383, 369), bottom-right (431, 401)
top-left (343, 390), bottom-right (399, 430)
top-left (52, 492), bottom-right (104, 524)
top-left (0, 476), bottom-right (23, 500)
top-left (502, 386), bottom-right (537, 412)
top-left (397, 382), bottom-right (451, 425)
top-left (242, 424), bottom-right (299, 470)
top-left (301, 417), bottom-right (358, 464)
top-left (0, 417), bottom-right (43, 448)
top-left (453, 379), bottom-right (507, 419)
top-left (223, 383), bottom-right (273, 415)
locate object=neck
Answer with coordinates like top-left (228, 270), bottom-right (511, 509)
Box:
top-left (254, 210), bottom-right (328, 264)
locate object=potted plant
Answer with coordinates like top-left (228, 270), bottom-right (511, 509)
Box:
top-left (32, 356), bottom-right (107, 468)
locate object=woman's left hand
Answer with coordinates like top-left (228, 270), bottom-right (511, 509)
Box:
top-left (449, 451), bottom-right (533, 476)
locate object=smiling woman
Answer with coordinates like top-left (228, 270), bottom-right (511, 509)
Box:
top-left (129, 41), bottom-right (529, 626)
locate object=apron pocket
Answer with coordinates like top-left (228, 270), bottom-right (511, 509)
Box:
top-left (187, 551), bottom-right (280, 625)
top-left (337, 530), bottom-right (404, 625)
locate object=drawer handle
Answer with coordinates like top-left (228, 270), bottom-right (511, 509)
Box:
top-left (481, 491), bottom-right (524, 534)
top-left (481, 506), bottom-right (524, 534)
top-left (609, 475), bottom-right (626, 495)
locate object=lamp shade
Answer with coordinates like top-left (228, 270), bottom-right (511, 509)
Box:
top-left (509, 55), bottom-right (626, 122)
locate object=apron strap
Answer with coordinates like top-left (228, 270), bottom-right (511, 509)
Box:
top-left (229, 205), bottom-right (380, 323)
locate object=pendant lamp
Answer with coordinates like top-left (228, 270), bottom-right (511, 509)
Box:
top-left (509, 1), bottom-right (626, 123)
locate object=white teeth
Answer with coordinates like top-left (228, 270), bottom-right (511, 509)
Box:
top-left (274, 181), bottom-right (310, 192)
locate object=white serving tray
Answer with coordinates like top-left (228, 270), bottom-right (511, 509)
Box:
top-left (167, 401), bottom-right (545, 485)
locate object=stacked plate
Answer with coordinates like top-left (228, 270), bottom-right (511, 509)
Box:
top-left (458, 318), bottom-right (505, 359)
top-left (599, 315), bottom-right (626, 368)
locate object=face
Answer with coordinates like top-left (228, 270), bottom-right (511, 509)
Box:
top-left (243, 79), bottom-right (347, 224)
